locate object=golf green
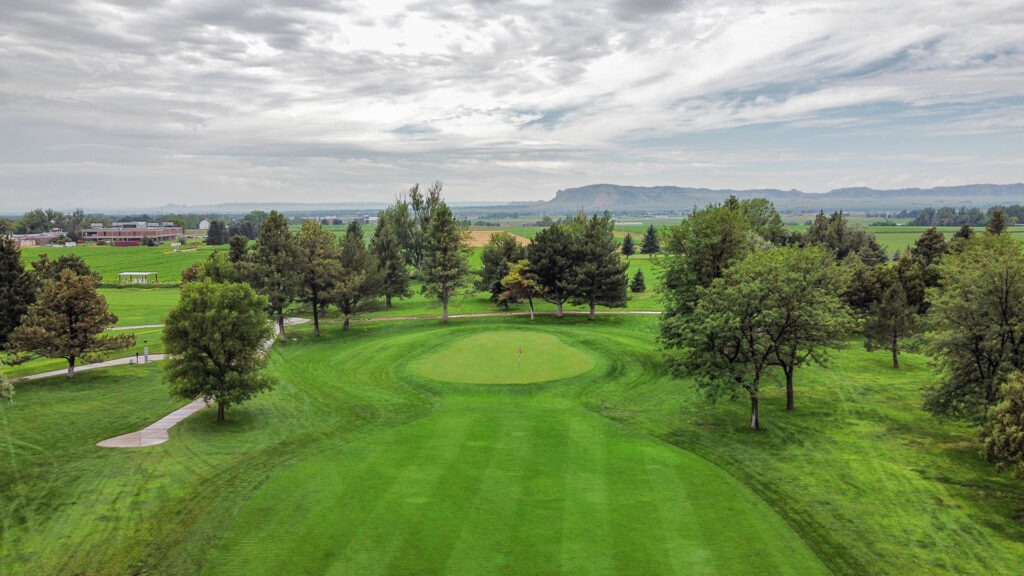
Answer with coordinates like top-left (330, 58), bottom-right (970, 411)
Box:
top-left (407, 330), bottom-right (597, 384)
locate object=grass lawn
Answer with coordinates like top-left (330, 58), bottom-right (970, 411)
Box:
top-left (20, 243), bottom-right (217, 284)
top-left (2, 316), bottom-right (1022, 574)
top-left (99, 286), bottom-right (181, 326)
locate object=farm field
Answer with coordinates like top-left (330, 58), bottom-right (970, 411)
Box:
top-left (2, 317), bottom-right (1022, 575)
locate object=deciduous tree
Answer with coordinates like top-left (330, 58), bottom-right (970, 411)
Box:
top-left (924, 234), bottom-right (1024, 420)
top-left (980, 372), bottom-right (1024, 477)
top-left (9, 269), bottom-right (133, 378)
top-left (163, 280), bottom-right (276, 422)
top-left (499, 260), bottom-right (542, 320)
top-left (477, 232), bottom-right (527, 306)
top-left (864, 280), bottom-right (917, 368)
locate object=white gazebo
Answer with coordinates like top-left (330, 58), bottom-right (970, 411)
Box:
top-left (118, 272), bottom-right (159, 285)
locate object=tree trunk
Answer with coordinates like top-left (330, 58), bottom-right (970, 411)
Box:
top-left (527, 296), bottom-right (535, 320)
top-left (343, 316), bottom-right (350, 330)
top-left (785, 368), bottom-right (795, 411)
top-left (277, 312), bottom-right (286, 340)
top-left (217, 402), bottom-right (225, 422)
top-left (556, 300), bottom-right (563, 317)
top-left (891, 330), bottom-right (899, 368)
top-left (442, 295), bottom-right (449, 324)
top-left (749, 395), bottom-right (760, 430)
top-left (312, 302), bottom-right (321, 337)
top-left (588, 297), bottom-right (596, 320)
top-left (67, 356), bottom-right (76, 378)
top-left (386, 294), bottom-right (392, 308)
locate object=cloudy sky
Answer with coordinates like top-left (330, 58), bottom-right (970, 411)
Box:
top-left (2, 0), bottom-right (1022, 210)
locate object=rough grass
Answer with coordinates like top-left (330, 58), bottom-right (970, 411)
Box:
top-left (20, 243), bottom-right (217, 283)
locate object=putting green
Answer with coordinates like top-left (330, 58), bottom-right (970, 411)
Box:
top-left (407, 330), bottom-right (597, 384)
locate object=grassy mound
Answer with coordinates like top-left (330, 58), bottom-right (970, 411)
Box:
top-left (407, 330), bottom-right (597, 384)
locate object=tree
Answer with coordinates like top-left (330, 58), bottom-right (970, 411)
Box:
top-left (910, 227), bottom-right (948, 267)
top-left (528, 223), bottom-right (578, 317)
top-left (228, 235), bottom-right (248, 263)
top-left (477, 232), bottom-right (527, 306)
top-left (0, 235), bottom-right (38, 348)
top-left (332, 221), bottom-right (382, 329)
top-left (987, 207), bottom-right (1008, 235)
top-left (864, 279), bottom-right (916, 368)
top-left (245, 211), bottom-right (301, 339)
top-left (840, 252), bottom-right (884, 315)
top-left (420, 202), bottom-right (471, 323)
top-left (499, 260), bottom-right (542, 320)
top-left (681, 258), bottom-right (776, 430)
top-left (572, 212), bottom-right (628, 320)
top-left (980, 372), bottom-right (1024, 477)
top-left (924, 234), bottom-right (1024, 420)
top-left (163, 280), bottom-right (276, 422)
top-left (206, 220), bottom-right (228, 245)
top-left (659, 200), bottom-right (756, 353)
top-left (296, 220), bottom-right (340, 336)
top-left (181, 250), bottom-right (238, 284)
top-left (370, 213), bottom-right (411, 308)
top-left (31, 253), bottom-right (100, 284)
top-left (640, 225), bottom-right (660, 254)
top-left (621, 233), bottom-right (635, 258)
top-left (9, 269), bottom-right (134, 378)
top-left (630, 269), bottom-right (646, 293)
top-left (756, 246), bottom-right (852, 411)
top-left (408, 182), bottom-right (443, 272)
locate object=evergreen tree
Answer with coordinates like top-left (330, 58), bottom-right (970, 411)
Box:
top-left (31, 253), bottom-right (100, 283)
top-left (629, 269), bottom-right (646, 293)
top-left (163, 280), bottom-right (276, 422)
top-left (864, 280), bottom-right (916, 368)
top-left (621, 233), bottom-right (635, 258)
top-left (296, 220), bottom-right (340, 336)
top-left (370, 213), bottom-right (411, 308)
top-left (0, 235), bottom-right (38, 348)
top-left (228, 235), bottom-right (248, 263)
top-left (910, 227), bottom-right (948, 267)
top-left (9, 269), bottom-right (133, 378)
top-left (987, 207), bottom-right (1008, 235)
top-left (640, 225), bottom-right (660, 254)
top-left (572, 212), bottom-right (628, 320)
top-left (206, 220), bottom-right (227, 245)
top-left (420, 202), bottom-right (471, 323)
top-left (245, 211), bottom-right (301, 339)
top-left (528, 223), bottom-right (579, 317)
top-left (477, 232), bottom-right (527, 306)
top-left (332, 221), bottom-right (382, 329)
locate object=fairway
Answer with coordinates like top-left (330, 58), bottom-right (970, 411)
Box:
top-left (408, 330), bottom-right (597, 384)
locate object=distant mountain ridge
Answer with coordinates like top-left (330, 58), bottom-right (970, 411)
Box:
top-left (538, 183), bottom-right (1024, 213)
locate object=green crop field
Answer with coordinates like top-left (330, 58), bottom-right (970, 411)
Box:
top-left (2, 317), bottom-right (1022, 575)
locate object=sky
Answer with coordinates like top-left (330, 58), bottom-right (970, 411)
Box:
top-left (1, 0), bottom-right (1023, 211)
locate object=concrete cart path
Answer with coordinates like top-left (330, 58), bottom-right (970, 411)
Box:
top-left (15, 354), bottom-right (167, 381)
top-left (96, 398), bottom-right (208, 448)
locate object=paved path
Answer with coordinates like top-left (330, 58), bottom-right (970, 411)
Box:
top-left (14, 354), bottom-right (167, 382)
top-left (96, 399), bottom-right (208, 447)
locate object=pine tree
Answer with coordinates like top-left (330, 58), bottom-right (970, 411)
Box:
top-left (477, 232), bottom-right (527, 306)
top-left (206, 220), bottom-right (227, 245)
top-left (296, 220), bottom-right (340, 336)
top-left (987, 207), bottom-right (1008, 235)
top-left (979, 372), bottom-right (1024, 477)
top-left (0, 235), bottom-right (38, 348)
top-left (332, 221), bottom-right (382, 329)
top-left (528, 223), bottom-right (579, 317)
top-left (420, 202), bottom-right (471, 323)
top-left (9, 269), bottom-right (134, 378)
top-left (370, 214), bottom-right (411, 308)
top-left (245, 211), bottom-right (301, 339)
top-left (621, 233), bottom-right (635, 258)
top-left (630, 269), bottom-right (646, 293)
top-left (572, 212), bottom-right (628, 320)
top-left (640, 225), bottom-right (660, 254)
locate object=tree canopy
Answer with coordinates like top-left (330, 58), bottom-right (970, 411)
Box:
top-left (245, 211), bottom-right (301, 338)
top-left (420, 202), bottom-right (471, 323)
top-left (0, 235), bottom-right (37, 348)
top-left (296, 220), bottom-right (340, 336)
top-left (163, 280), bottom-right (276, 421)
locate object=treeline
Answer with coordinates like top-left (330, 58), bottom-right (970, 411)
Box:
top-left (658, 197), bottom-right (1024, 476)
top-left (907, 205), bottom-right (1022, 227)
